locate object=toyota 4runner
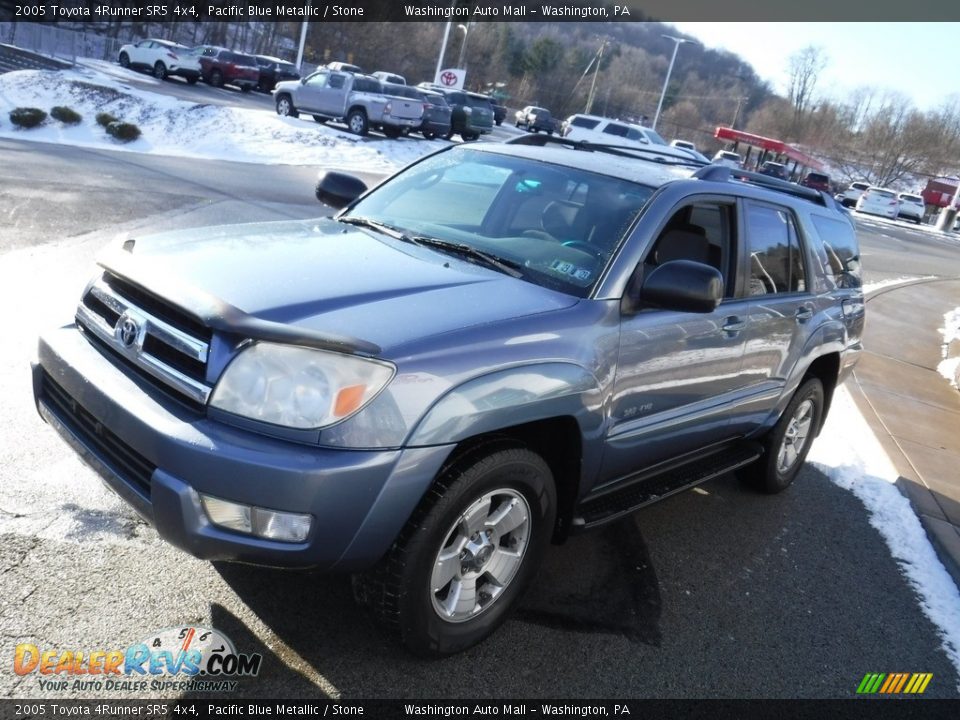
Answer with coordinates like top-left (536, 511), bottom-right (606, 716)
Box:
top-left (33, 136), bottom-right (863, 657)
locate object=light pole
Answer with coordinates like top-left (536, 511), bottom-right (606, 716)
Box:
top-left (456, 24), bottom-right (469, 68)
top-left (652, 35), bottom-right (698, 131)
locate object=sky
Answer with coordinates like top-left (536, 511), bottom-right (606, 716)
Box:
top-left (670, 22), bottom-right (959, 112)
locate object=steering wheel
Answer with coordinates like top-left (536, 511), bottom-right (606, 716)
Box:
top-left (522, 229), bottom-right (559, 243)
top-left (562, 240), bottom-right (602, 258)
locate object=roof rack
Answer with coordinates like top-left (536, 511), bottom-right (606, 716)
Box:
top-left (693, 165), bottom-right (830, 206)
top-left (505, 133), bottom-right (708, 168)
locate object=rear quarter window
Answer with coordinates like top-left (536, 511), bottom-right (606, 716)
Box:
top-left (571, 116), bottom-right (600, 130)
top-left (810, 214), bottom-right (861, 289)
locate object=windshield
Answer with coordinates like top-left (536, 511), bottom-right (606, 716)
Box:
top-left (342, 148), bottom-right (656, 297)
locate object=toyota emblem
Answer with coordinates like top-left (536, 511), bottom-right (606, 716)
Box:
top-left (117, 315), bottom-right (139, 348)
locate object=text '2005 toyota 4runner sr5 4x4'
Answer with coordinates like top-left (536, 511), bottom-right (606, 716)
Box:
top-left (34, 135), bottom-right (863, 656)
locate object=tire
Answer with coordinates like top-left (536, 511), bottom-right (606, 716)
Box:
top-left (354, 444), bottom-right (556, 657)
top-left (186, 75), bottom-right (198, 85)
top-left (119, 52), bottom-right (130, 68)
top-left (240, 85), bottom-right (252, 93)
top-left (210, 70), bottom-right (224, 88)
top-left (422, 130), bottom-right (436, 140)
top-left (153, 61), bottom-right (167, 80)
top-left (275, 95), bottom-right (298, 118)
top-left (347, 109), bottom-right (369, 136)
top-left (739, 378), bottom-right (824, 494)
top-left (461, 131), bottom-right (479, 142)
top-left (382, 125), bottom-right (402, 139)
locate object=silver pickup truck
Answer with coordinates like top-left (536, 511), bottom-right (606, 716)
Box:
top-left (274, 70), bottom-right (423, 137)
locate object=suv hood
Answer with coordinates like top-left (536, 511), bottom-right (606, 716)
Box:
top-left (99, 218), bottom-right (577, 354)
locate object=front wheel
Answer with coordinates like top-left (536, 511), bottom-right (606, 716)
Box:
top-left (739, 378), bottom-right (824, 493)
top-left (347, 109), bottom-right (369, 136)
top-left (355, 445), bottom-right (556, 657)
top-left (210, 70), bottom-right (224, 88)
top-left (153, 61), bottom-right (167, 80)
top-left (119, 52), bottom-right (130, 68)
top-left (275, 95), bottom-right (298, 118)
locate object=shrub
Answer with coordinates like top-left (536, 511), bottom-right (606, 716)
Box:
top-left (106, 121), bottom-right (141, 142)
top-left (9, 107), bottom-right (47, 128)
top-left (51, 106), bottom-right (82, 124)
top-left (96, 112), bottom-right (118, 127)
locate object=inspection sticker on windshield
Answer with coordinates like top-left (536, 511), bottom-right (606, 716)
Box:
top-left (550, 259), bottom-right (591, 281)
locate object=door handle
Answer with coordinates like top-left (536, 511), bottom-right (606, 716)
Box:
top-left (796, 306), bottom-right (814, 322)
top-left (722, 317), bottom-right (746, 332)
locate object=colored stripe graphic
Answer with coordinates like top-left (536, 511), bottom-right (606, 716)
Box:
top-left (857, 673), bottom-right (932, 694)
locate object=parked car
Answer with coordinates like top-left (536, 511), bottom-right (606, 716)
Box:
top-left (275, 71), bottom-right (423, 137)
top-left (670, 139), bottom-right (697, 153)
top-left (33, 137), bottom-right (862, 657)
top-left (118, 39), bottom-right (200, 83)
top-left (372, 71), bottom-right (406, 85)
top-left (800, 171), bottom-right (831, 193)
top-left (711, 150), bottom-right (743, 168)
top-left (856, 186), bottom-right (899, 219)
top-left (490, 99), bottom-right (507, 126)
top-left (326, 61), bottom-right (363, 74)
top-left (515, 106), bottom-right (555, 134)
top-left (197, 48), bottom-right (259, 92)
top-left (415, 89), bottom-right (453, 140)
top-left (837, 181), bottom-right (870, 208)
top-left (254, 55), bottom-right (300, 92)
top-left (897, 193), bottom-right (925, 224)
top-left (759, 161), bottom-right (789, 180)
top-left (560, 114), bottom-right (698, 161)
top-left (419, 85), bottom-right (494, 141)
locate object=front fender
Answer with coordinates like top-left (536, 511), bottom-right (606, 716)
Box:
top-left (406, 362), bottom-right (604, 447)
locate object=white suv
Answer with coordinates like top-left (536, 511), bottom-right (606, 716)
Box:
top-left (561, 114), bottom-right (697, 161)
top-left (897, 193), bottom-right (925, 224)
top-left (711, 150), bottom-right (742, 168)
top-left (118, 39), bottom-right (201, 83)
top-left (838, 181), bottom-right (870, 208)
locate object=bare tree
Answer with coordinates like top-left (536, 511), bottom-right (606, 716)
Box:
top-left (786, 45), bottom-right (828, 140)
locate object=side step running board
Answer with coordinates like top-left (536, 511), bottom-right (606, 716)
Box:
top-left (573, 443), bottom-right (763, 529)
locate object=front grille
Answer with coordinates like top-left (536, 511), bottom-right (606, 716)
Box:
top-left (40, 372), bottom-right (155, 499)
top-left (76, 273), bottom-right (213, 406)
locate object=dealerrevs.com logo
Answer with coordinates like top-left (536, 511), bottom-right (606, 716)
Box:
top-left (14, 626), bottom-right (262, 693)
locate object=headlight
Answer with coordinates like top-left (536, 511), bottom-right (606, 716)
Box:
top-left (210, 343), bottom-right (395, 430)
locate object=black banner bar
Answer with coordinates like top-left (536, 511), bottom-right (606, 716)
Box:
top-left (3, 700), bottom-right (960, 720)
top-left (1, 0), bottom-right (959, 22)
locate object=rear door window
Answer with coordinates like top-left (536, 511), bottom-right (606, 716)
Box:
top-left (743, 203), bottom-right (807, 295)
top-left (810, 215), bottom-right (861, 289)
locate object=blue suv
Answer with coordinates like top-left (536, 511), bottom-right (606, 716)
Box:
top-left (33, 136), bottom-right (863, 656)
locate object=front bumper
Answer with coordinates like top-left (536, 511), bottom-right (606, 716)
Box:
top-left (33, 325), bottom-right (453, 571)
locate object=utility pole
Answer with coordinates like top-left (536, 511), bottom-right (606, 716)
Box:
top-left (584, 39), bottom-right (606, 115)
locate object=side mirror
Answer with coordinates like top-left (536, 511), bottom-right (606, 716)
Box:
top-left (627, 259), bottom-right (723, 314)
top-left (315, 171), bottom-right (368, 209)
top-left (300, 76), bottom-right (307, 84)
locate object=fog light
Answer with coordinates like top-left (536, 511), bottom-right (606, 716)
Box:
top-left (252, 508), bottom-right (312, 543)
top-left (201, 495), bottom-right (251, 533)
top-left (200, 494), bottom-right (312, 543)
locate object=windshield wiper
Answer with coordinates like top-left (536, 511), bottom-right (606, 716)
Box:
top-left (337, 215), bottom-right (410, 241)
top-left (338, 217), bottom-right (524, 279)
top-left (406, 236), bottom-right (525, 279)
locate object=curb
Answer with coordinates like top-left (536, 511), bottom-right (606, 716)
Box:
top-left (896, 477), bottom-right (960, 590)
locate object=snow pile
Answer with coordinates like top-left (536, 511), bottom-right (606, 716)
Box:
top-left (938, 308), bottom-right (960, 389)
top-left (0, 68), bottom-right (438, 173)
top-left (809, 386), bottom-right (960, 681)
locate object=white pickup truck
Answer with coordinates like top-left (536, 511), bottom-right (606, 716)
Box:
top-left (273, 70), bottom-right (423, 137)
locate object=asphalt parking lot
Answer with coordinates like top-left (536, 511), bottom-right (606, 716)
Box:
top-left (1, 139), bottom-right (959, 700)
